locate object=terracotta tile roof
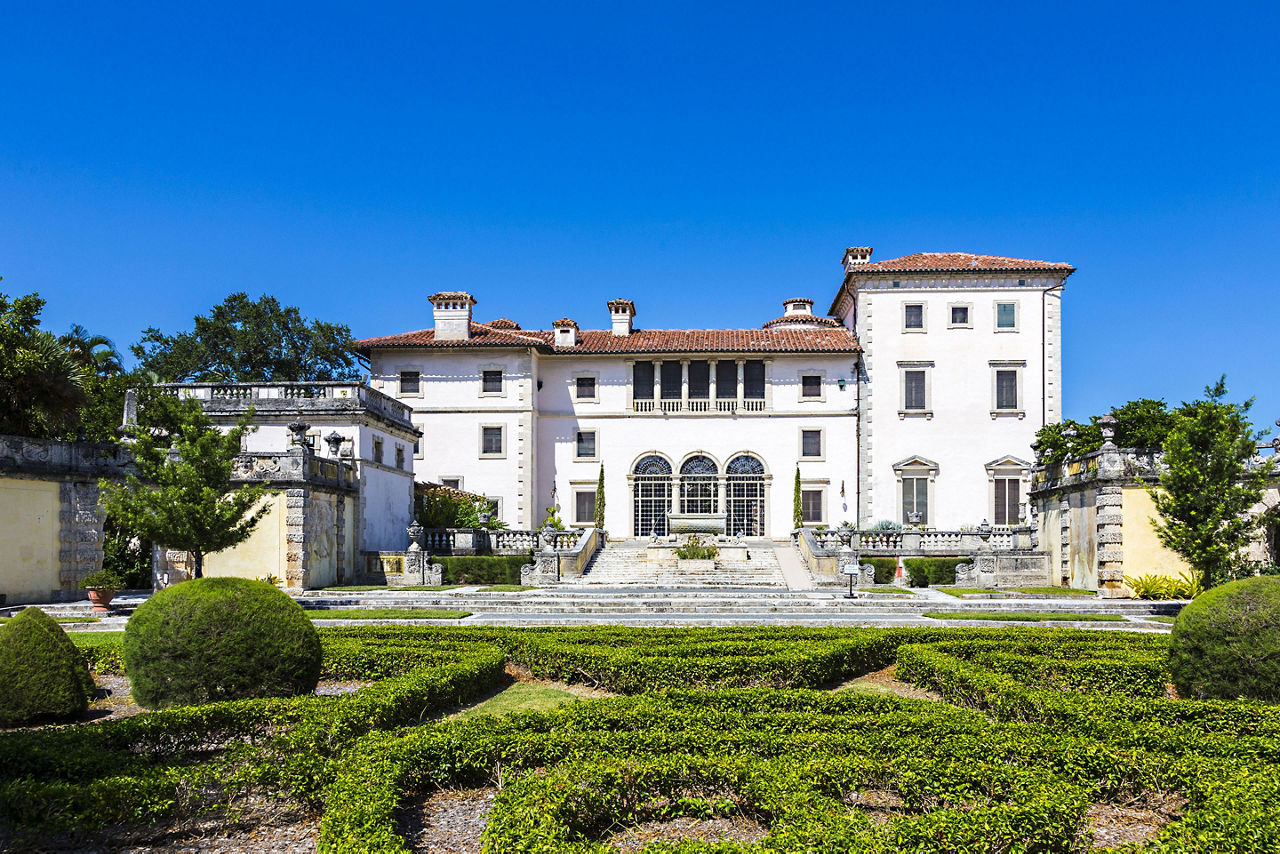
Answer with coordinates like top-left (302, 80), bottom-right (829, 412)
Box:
top-left (487, 318), bottom-right (521, 329)
top-left (552, 318), bottom-right (579, 329)
top-left (850, 252), bottom-right (1074, 274)
top-left (761, 314), bottom-right (843, 329)
top-left (356, 322), bottom-right (860, 355)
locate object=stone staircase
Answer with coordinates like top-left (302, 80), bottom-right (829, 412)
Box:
top-left (572, 541), bottom-right (788, 587)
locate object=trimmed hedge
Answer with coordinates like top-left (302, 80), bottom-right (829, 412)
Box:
top-left (437, 555), bottom-right (531, 586)
top-left (904, 556), bottom-right (969, 587)
top-left (6, 625), bottom-right (1280, 852)
top-left (1169, 576), bottom-right (1280, 702)
top-left (0, 608), bottom-right (92, 726)
top-left (865, 557), bottom-right (898, 585)
top-left (123, 577), bottom-right (323, 708)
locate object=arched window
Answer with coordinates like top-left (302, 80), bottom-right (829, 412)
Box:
top-left (633, 455), bottom-right (673, 536)
top-left (726, 454), bottom-right (766, 536)
top-left (679, 455), bottom-right (719, 515)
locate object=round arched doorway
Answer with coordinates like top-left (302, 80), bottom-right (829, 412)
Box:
top-left (632, 455), bottom-right (673, 536)
top-left (725, 454), bottom-right (766, 536)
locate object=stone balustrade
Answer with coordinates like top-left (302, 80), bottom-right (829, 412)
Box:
top-left (160, 381), bottom-right (415, 430)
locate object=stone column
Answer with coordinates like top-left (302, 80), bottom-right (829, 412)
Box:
top-left (58, 481), bottom-right (104, 596)
top-left (284, 485), bottom-right (311, 591)
top-left (653, 359), bottom-right (662, 404)
top-left (1094, 416), bottom-right (1125, 597)
top-left (680, 359), bottom-right (689, 410)
top-left (1059, 494), bottom-right (1071, 586)
top-left (333, 493), bottom-right (347, 584)
top-left (736, 360), bottom-right (744, 412)
top-left (708, 359), bottom-right (718, 402)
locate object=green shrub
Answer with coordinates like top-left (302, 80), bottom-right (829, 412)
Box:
top-left (1126, 569), bottom-right (1203, 600)
top-left (437, 554), bottom-right (531, 585)
top-left (904, 556), bottom-right (968, 587)
top-left (866, 557), bottom-right (898, 585)
top-left (674, 535), bottom-right (718, 560)
top-left (0, 607), bottom-right (93, 725)
top-left (123, 577), bottom-right (322, 708)
top-left (1168, 576), bottom-right (1280, 702)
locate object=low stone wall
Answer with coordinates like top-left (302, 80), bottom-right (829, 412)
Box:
top-left (0, 435), bottom-right (132, 605)
top-left (361, 550), bottom-right (443, 586)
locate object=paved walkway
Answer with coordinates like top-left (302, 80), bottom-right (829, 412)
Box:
top-left (772, 544), bottom-right (817, 590)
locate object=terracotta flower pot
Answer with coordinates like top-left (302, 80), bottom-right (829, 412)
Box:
top-left (85, 587), bottom-right (116, 613)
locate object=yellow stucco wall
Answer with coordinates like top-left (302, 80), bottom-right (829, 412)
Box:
top-left (202, 492), bottom-right (286, 581)
top-left (0, 478), bottom-right (63, 604)
top-left (1121, 486), bottom-right (1192, 579)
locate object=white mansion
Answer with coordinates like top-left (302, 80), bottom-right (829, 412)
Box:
top-left (356, 246), bottom-right (1073, 540)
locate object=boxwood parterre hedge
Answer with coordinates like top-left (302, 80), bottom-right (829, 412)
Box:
top-left (1, 625), bottom-right (1278, 852)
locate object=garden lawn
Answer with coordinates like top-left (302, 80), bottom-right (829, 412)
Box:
top-left (305, 609), bottom-right (470, 620)
top-left (453, 682), bottom-right (580, 721)
top-left (923, 611), bottom-right (1125, 622)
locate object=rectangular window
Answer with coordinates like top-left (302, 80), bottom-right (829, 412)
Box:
top-left (801, 489), bottom-right (823, 524)
top-left (904, 371), bottom-right (926, 410)
top-left (995, 478), bottom-right (1021, 526)
top-left (575, 430), bottom-right (596, 459)
top-left (996, 302), bottom-right (1017, 329)
top-left (399, 371), bottom-right (420, 395)
top-left (801, 429), bottom-right (822, 458)
top-left (688, 361), bottom-right (710, 399)
top-left (996, 370), bottom-right (1018, 410)
top-left (575, 490), bottom-right (597, 525)
top-left (902, 477), bottom-right (928, 524)
top-left (716, 361), bottom-right (737, 398)
top-left (372, 438), bottom-right (384, 465)
top-left (800, 374), bottom-right (822, 398)
top-left (395, 446), bottom-right (405, 470)
top-left (904, 303), bottom-right (924, 330)
top-left (743, 360), bottom-right (765, 399)
top-left (481, 370), bottom-right (503, 393)
top-left (441, 477), bottom-right (461, 490)
top-left (575, 376), bottom-right (596, 400)
top-left (481, 426), bottom-right (503, 456)
top-left (633, 361), bottom-right (654, 399)
top-left (950, 306), bottom-right (969, 325)
top-left (660, 361), bottom-right (682, 399)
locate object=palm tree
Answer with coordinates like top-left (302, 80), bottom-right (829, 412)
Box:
top-left (0, 329), bottom-right (89, 437)
top-left (60, 324), bottom-right (123, 376)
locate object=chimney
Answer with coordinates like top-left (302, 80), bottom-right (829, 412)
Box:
top-left (607, 298), bottom-right (635, 336)
top-left (552, 317), bottom-right (578, 348)
top-left (781, 297), bottom-right (814, 317)
top-left (428, 292), bottom-right (476, 341)
top-left (842, 246), bottom-right (873, 272)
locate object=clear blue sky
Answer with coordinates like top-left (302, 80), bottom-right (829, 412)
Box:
top-left (2, 2), bottom-right (1277, 430)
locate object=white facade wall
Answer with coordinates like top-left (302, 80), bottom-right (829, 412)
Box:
top-left (843, 275), bottom-right (1063, 528)
top-left (371, 348), bottom-right (536, 529)
top-left (534, 353), bottom-right (859, 539)
top-left (371, 346), bottom-right (860, 539)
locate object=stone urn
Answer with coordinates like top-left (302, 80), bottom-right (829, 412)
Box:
top-left (85, 588), bottom-right (116, 613)
top-left (539, 526), bottom-right (559, 552)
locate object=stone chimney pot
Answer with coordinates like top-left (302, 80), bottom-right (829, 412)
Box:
top-left (842, 246), bottom-right (873, 271)
top-left (428, 292), bottom-right (476, 341)
top-left (607, 299), bottom-right (635, 336)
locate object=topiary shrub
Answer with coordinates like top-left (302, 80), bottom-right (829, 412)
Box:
top-left (1168, 576), bottom-right (1280, 702)
top-left (865, 558), bottom-right (898, 585)
top-left (438, 554), bottom-right (533, 585)
top-left (123, 577), bottom-right (322, 708)
top-left (0, 607), bottom-right (93, 725)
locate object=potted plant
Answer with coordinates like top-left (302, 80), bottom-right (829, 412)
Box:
top-left (80, 568), bottom-right (127, 612)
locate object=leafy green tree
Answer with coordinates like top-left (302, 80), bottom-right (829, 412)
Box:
top-left (60, 323), bottom-right (123, 376)
top-left (1034, 398), bottom-right (1179, 465)
top-left (793, 467), bottom-right (803, 529)
top-left (99, 395), bottom-right (269, 578)
top-left (594, 465), bottom-right (606, 529)
top-left (131, 292), bottom-right (359, 383)
top-left (1152, 378), bottom-right (1274, 590)
top-left (0, 292), bottom-right (88, 438)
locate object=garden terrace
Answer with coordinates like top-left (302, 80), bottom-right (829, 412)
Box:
top-left (0, 626), bottom-right (1277, 852)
